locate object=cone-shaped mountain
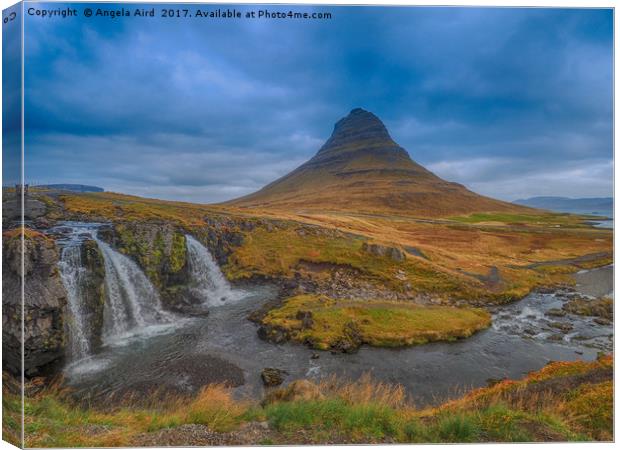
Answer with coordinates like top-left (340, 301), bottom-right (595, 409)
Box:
top-left (227, 108), bottom-right (527, 217)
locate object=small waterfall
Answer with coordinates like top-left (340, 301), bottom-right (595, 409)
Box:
top-left (185, 235), bottom-right (241, 306)
top-left (55, 222), bottom-right (175, 364)
top-left (58, 245), bottom-right (91, 360)
top-left (94, 238), bottom-right (172, 340)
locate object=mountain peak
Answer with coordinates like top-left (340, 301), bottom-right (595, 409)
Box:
top-left (318, 108), bottom-right (395, 155)
top-left (226, 108), bottom-right (525, 217)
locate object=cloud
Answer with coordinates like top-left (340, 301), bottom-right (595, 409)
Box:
top-left (22, 5), bottom-right (613, 202)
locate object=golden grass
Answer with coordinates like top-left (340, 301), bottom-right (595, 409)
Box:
top-left (262, 294), bottom-right (492, 349)
top-left (56, 191), bottom-right (613, 303)
top-left (12, 382), bottom-right (250, 448)
top-left (4, 355), bottom-right (612, 446)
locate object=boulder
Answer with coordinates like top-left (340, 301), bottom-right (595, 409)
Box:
top-left (549, 321), bottom-right (573, 333)
top-left (361, 242), bottom-right (406, 262)
top-left (261, 368), bottom-right (288, 387)
top-left (331, 321), bottom-right (363, 353)
top-left (545, 308), bottom-right (566, 318)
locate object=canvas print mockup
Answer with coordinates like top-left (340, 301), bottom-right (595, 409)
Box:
top-left (2, 2), bottom-right (614, 447)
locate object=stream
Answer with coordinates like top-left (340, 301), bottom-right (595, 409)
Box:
top-left (64, 280), bottom-right (612, 408)
top-left (53, 222), bottom-right (613, 408)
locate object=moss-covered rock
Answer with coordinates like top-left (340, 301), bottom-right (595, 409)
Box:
top-left (100, 222), bottom-right (188, 292)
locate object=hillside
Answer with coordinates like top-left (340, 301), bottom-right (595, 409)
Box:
top-left (227, 108), bottom-right (532, 217)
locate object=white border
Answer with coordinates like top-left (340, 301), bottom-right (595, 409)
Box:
top-left (0, 1), bottom-right (616, 450)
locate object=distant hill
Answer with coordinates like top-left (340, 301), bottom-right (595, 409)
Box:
top-left (226, 108), bottom-right (529, 217)
top-left (39, 184), bottom-right (104, 193)
top-left (514, 196), bottom-right (613, 217)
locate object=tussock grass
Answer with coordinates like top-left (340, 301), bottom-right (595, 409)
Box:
top-left (4, 382), bottom-right (250, 447)
top-left (3, 356), bottom-right (612, 446)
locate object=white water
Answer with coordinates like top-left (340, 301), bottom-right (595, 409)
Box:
top-left (94, 237), bottom-right (174, 343)
top-left (58, 245), bottom-right (91, 360)
top-left (185, 235), bottom-right (243, 306)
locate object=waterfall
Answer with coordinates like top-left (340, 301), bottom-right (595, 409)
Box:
top-left (55, 222), bottom-right (174, 363)
top-left (185, 235), bottom-right (241, 306)
top-left (58, 245), bottom-right (91, 360)
top-left (94, 237), bottom-right (172, 340)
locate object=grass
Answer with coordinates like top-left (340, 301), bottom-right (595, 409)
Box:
top-left (3, 355), bottom-right (612, 446)
top-left (3, 382), bottom-right (249, 448)
top-left (261, 294), bottom-right (491, 350)
top-left (48, 191), bottom-right (612, 304)
top-left (225, 226), bottom-right (465, 296)
top-left (449, 212), bottom-right (597, 228)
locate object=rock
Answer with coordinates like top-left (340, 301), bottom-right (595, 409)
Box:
top-left (562, 297), bottom-right (613, 320)
top-left (257, 325), bottom-right (289, 344)
top-left (548, 321), bottom-right (573, 333)
top-left (295, 310), bottom-right (314, 329)
top-left (545, 308), bottom-right (566, 317)
top-left (546, 334), bottom-right (564, 342)
top-left (331, 321), bottom-right (362, 353)
top-left (261, 368), bottom-right (288, 387)
top-left (2, 230), bottom-right (67, 377)
top-left (310, 352), bottom-right (320, 360)
top-left (594, 317), bottom-right (612, 326)
top-left (486, 377), bottom-right (507, 387)
top-left (404, 246), bottom-right (428, 260)
top-left (361, 242), bottom-right (406, 262)
top-left (78, 239), bottom-right (106, 351)
top-left (262, 379), bottom-right (324, 405)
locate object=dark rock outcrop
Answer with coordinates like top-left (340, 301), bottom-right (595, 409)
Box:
top-left (79, 239), bottom-right (106, 351)
top-left (261, 367), bottom-right (288, 387)
top-left (2, 230), bottom-right (67, 376)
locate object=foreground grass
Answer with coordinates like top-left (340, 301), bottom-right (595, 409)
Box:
top-left (261, 295), bottom-right (491, 350)
top-left (3, 355), bottom-right (612, 446)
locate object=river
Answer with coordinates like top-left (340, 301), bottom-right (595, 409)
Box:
top-left (64, 270), bottom-right (612, 408)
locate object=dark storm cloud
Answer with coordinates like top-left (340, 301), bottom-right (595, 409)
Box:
top-left (23, 5), bottom-right (612, 201)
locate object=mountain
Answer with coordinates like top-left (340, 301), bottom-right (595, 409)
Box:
top-left (226, 108), bottom-right (530, 217)
top-left (40, 184), bottom-right (104, 193)
top-left (514, 196), bottom-right (613, 217)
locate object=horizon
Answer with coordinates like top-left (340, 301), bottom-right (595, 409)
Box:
top-left (4, 5), bottom-right (613, 203)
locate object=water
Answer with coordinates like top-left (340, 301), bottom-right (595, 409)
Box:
top-left (65, 282), bottom-right (611, 407)
top-left (94, 237), bottom-right (173, 341)
top-left (185, 235), bottom-right (244, 306)
top-left (53, 222), bottom-right (177, 369)
top-left (57, 239), bottom-right (93, 360)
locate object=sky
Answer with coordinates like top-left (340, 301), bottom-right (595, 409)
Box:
top-left (10, 4), bottom-right (614, 203)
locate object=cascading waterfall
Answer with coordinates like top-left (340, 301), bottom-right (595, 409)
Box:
top-left (94, 237), bottom-right (173, 340)
top-left (58, 244), bottom-right (91, 361)
top-left (185, 235), bottom-right (242, 306)
top-left (55, 223), bottom-right (174, 363)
